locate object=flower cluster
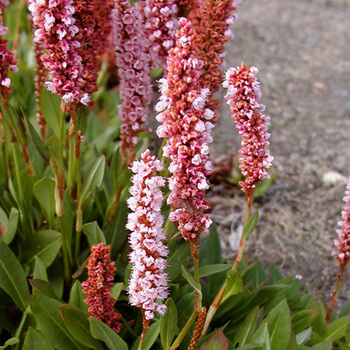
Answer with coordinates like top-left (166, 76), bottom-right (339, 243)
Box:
top-left (223, 63), bottom-right (273, 198)
top-left (74, 0), bottom-right (113, 97)
top-left (144, 0), bottom-right (178, 67)
top-left (113, 1), bottom-right (152, 150)
top-left (191, 0), bottom-right (239, 122)
top-left (333, 177), bottom-right (350, 266)
top-left (156, 18), bottom-right (213, 243)
top-left (0, 7), bottom-right (17, 99)
top-left (126, 149), bottom-right (168, 321)
top-left (82, 243), bottom-right (121, 333)
top-left (28, 0), bottom-right (90, 105)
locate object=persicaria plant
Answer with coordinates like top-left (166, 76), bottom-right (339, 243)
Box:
top-left (0, 0), bottom-right (349, 349)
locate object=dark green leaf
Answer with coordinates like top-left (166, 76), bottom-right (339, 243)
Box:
top-left (242, 211), bottom-right (259, 242)
top-left (233, 307), bottom-right (260, 346)
top-left (111, 282), bottom-right (124, 302)
top-left (160, 298), bottom-right (179, 349)
top-left (69, 280), bottom-right (88, 313)
top-left (41, 89), bottom-right (60, 137)
top-left (166, 241), bottom-right (191, 282)
top-left (292, 310), bottom-right (317, 334)
top-left (29, 279), bottom-right (61, 301)
top-left (23, 327), bottom-right (54, 350)
top-left (132, 321), bottom-right (160, 350)
top-left (181, 265), bottom-right (202, 295)
top-left (2, 207), bottom-right (19, 245)
top-left (251, 323), bottom-right (271, 350)
top-left (33, 256), bottom-right (48, 281)
top-left (59, 304), bottom-right (101, 350)
top-left (200, 328), bottom-right (228, 350)
top-left (109, 146), bottom-right (122, 193)
top-left (22, 230), bottom-right (61, 270)
top-left (47, 258), bottom-right (64, 300)
top-left (221, 270), bottom-right (243, 304)
top-left (30, 295), bottom-right (87, 350)
top-left (90, 317), bottom-right (128, 350)
top-left (199, 264), bottom-right (230, 278)
top-left (0, 241), bottom-right (30, 311)
top-left (82, 221), bottom-right (106, 247)
top-left (206, 222), bottom-right (222, 264)
top-left (324, 316), bottom-right (348, 341)
top-left (33, 178), bottom-right (55, 228)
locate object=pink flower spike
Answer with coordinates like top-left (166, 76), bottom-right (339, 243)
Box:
top-left (333, 177), bottom-right (350, 266)
top-left (156, 17), bottom-right (213, 244)
top-left (127, 149), bottom-right (168, 321)
top-left (82, 243), bottom-right (122, 333)
top-left (223, 63), bottom-right (273, 198)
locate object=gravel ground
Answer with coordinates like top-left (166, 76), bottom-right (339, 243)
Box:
top-left (209, 0), bottom-right (350, 304)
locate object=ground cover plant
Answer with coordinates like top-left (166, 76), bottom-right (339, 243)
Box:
top-left (0, 0), bottom-right (349, 349)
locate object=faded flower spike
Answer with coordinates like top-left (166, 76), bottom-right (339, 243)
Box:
top-left (223, 63), bottom-right (273, 198)
top-left (333, 177), bottom-right (350, 265)
top-left (28, 0), bottom-right (90, 105)
top-left (113, 0), bottom-right (152, 152)
top-left (127, 149), bottom-right (168, 322)
top-left (156, 17), bottom-right (213, 244)
top-left (82, 243), bottom-right (121, 333)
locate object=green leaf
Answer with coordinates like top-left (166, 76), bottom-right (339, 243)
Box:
top-left (2, 208), bottom-right (19, 245)
top-left (233, 307), bottom-right (260, 346)
top-left (47, 258), bottom-right (64, 300)
top-left (33, 256), bottom-right (48, 281)
top-left (206, 222), bottom-right (222, 264)
top-left (296, 327), bottom-right (312, 345)
top-left (82, 221), bottom-right (106, 247)
top-left (132, 321), bottom-right (160, 350)
top-left (109, 145), bottom-right (122, 193)
top-left (0, 241), bottom-right (30, 311)
top-left (69, 280), bottom-right (88, 313)
top-left (41, 89), bottom-right (60, 137)
top-left (29, 279), bottom-right (61, 301)
top-left (30, 295), bottom-right (87, 350)
top-left (21, 108), bottom-right (49, 162)
top-left (292, 310), bottom-right (317, 334)
top-left (200, 328), bottom-right (229, 350)
top-left (166, 241), bottom-right (191, 282)
top-left (59, 304), bottom-right (101, 350)
top-left (251, 323), bottom-right (271, 350)
top-left (181, 265), bottom-right (202, 295)
top-left (160, 298), bottom-right (179, 349)
top-left (111, 282), bottom-right (124, 302)
top-left (221, 270), bottom-right (243, 304)
top-left (90, 317), bottom-right (128, 350)
top-left (80, 155), bottom-right (106, 204)
top-left (309, 340), bottom-right (332, 350)
top-left (23, 327), bottom-right (54, 350)
top-left (0, 337), bottom-right (19, 349)
top-left (22, 230), bottom-right (61, 270)
top-left (199, 264), bottom-right (230, 278)
top-left (242, 211), bottom-right (259, 241)
top-left (33, 178), bottom-right (55, 228)
top-left (324, 316), bottom-right (348, 341)
top-left (264, 299), bottom-right (291, 350)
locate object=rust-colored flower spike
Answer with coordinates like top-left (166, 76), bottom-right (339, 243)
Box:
top-left (74, 0), bottom-right (114, 101)
top-left (191, 0), bottom-right (239, 123)
top-left (188, 306), bottom-right (207, 350)
top-left (82, 243), bottom-right (122, 333)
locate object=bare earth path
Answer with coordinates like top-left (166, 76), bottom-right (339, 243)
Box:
top-left (210, 0), bottom-right (350, 303)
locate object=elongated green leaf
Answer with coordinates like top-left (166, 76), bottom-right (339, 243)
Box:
top-left (69, 280), bottom-right (88, 313)
top-left (166, 241), bottom-right (191, 282)
top-left (33, 178), bottom-right (55, 228)
top-left (30, 295), bottom-right (86, 350)
top-left (111, 282), bottom-right (124, 302)
top-left (59, 305), bottom-right (101, 350)
top-left (132, 321), bottom-right (160, 350)
top-left (41, 89), bottom-right (60, 137)
top-left (292, 310), bottom-right (317, 334)
top-left (264, 299), bottom-right (291, 350)
top-left (90, 317), bottom-right (128, 350)
top-left (33, 256), bottom-right (48, 281)
top-left (0, 337), bottom-right (19, 349)
top-left (22, 230), bottom-right (61, 270)
top-left (251, 323), bottom-right (271, 350)
top-left (233, 307), bottom-right (260, 346)
top-left (181, 265), bottom-right (202, 295)
top-left (82, 221), bottom-right (106, 247)
top-left (23, 327), bottom-right (54, 350)
top-left (221, 270), bottom-right (243, 304)
top-left (2, 208), bottom-right (19, 245)
top-left (80, 155), bottom-right (106, 204)
top-left (309, 340), bottom-right (332, 350)
top-left (29, 279), bottom-right (61, 301)
top-left (206, 222), bottom-right (222, 264)
top-left (199, 264), bottom-right (230, 278)
top-left (242, 211), bottom-right (259, 241)
top-left (21, 108), bottom-right (49, 162)
top-left (160, 298), bottom-right (179, 349)
top-left (324, 317), bottom-right (348, 341)
top-left (0, 241), bottom-right (29, 311)
top-left (200, 329), bottom-right (228, 350)
top-left (15, 307), bottom-right (35, 349)
top-left (109, 145), bottom-right (121, 193)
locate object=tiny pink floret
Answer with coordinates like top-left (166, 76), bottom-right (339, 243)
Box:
top-left (127, 149), bottom-right (168, 320)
